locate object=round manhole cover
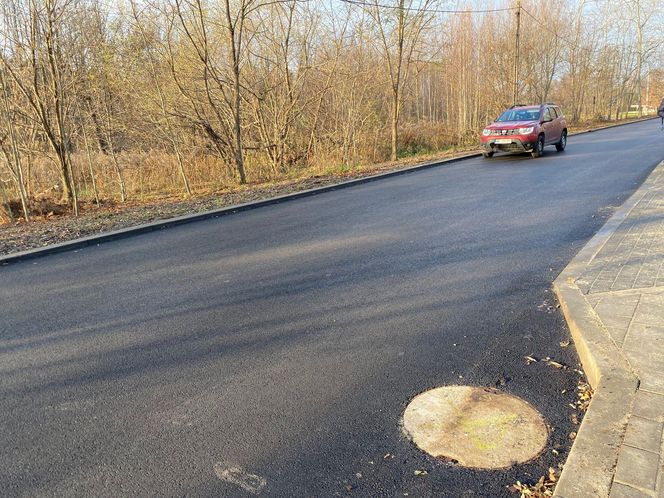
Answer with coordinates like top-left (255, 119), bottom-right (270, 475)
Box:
top-left (402, 386), bottom-right (548, 469)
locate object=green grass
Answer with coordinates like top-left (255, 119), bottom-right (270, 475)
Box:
top-left (397, 144), bottom-right (435, 159)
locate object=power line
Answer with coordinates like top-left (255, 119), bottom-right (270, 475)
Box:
top-left (520, 6), bottom-right (594, 54)
top-left (338, 0), bottom-right (518, 14)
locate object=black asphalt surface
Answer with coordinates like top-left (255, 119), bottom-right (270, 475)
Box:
top-left (2, 120), bottom-right (664, 497)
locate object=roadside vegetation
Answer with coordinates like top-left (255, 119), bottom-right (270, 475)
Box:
top-left (0, 0), bottom-right (663, 228)
top-left (0, 116), bottom-right (651, 256)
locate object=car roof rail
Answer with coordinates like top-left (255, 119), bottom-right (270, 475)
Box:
top-left (509, 104), bottom-right (529, 109)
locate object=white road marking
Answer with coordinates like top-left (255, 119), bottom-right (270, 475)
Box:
top-left (46, 400), bottom-right (95, 411)
top-left (213, 463), bottom-right (266, 495)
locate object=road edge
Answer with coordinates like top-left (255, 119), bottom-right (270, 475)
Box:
top-left (552, 160), bottom-right (664, 497)
top-left (0, 152), bottom-right (480, 265)
top-left (0, 117), bottom-right (657, 265)
top-left (567, 116), bottom-right (655, 136)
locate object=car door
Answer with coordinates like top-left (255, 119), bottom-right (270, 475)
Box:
top-left (541, 107), bottom-right (555, 144)
top-left (549, 107), bottom-right (562, 142)
top-left (555, 106), bottom-right (566, 132)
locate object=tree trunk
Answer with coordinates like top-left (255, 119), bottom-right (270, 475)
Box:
top-left (80, 117), bottom-right (100, 206)
top-left (0, 67), bottom-right (30, 221)
top-left (225, 0), bottom-right (247, 184)
top-left (390, 0), bottom-right (405, 162)
top-left (635, 0), bottom-right (643, 118)
top-left (390, 92), bottom-right (399, 161)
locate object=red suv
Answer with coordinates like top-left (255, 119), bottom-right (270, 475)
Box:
top-left (480, 104), bottom-right (567, 158)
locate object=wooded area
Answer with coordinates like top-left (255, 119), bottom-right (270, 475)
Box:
top-left (1, 0), bottom-right (662, 221)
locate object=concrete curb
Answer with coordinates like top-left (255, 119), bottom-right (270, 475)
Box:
top-left (0, 117), bottom-right (657, 266)
top-left (553, 159), bottom-right (664, 497)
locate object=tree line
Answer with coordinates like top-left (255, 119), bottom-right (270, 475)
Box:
top-left (0, 0), bottom-right (662, 221)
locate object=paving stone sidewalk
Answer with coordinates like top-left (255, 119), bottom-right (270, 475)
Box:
top-left (575, 164), bottom-right (664, 497)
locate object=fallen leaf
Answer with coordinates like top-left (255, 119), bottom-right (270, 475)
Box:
top-left (525, 355), bottom-right (538, 365)
top-left (508, 468), bottom-right (557, 497)
top-left (573, 380), bottom-right (594, 413)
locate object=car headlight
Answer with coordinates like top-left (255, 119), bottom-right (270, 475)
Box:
top-left (482, 129), bottom-right (491, 136)
top-left (518, 127), bottom-right (534, 134)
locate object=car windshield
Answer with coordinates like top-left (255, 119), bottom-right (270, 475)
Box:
top-left (496, 109), bottom-right (541, 122)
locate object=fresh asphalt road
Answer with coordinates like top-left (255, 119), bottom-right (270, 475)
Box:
top-left (3, 120), bottom-right (664, 497)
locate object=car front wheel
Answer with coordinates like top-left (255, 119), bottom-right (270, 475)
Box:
top-left (482, 151), bottom-right (494, 158)
top-left (556, 130), bottom-right (567, 151)
top-left (531, 134), bottom-right (545, 158)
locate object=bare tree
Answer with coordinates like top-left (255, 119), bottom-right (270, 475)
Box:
top-left (369, 0), bottom-right (436, 161)
top-left (169, 0), bottom-right (254, 183)
top-left (2, 0), bottom-right (78, 212)
top-left (131, 0), bottom-right (192, 195)
top-left (0, 0), bottom-right (663, 222)
top-left (0, 65), bottom-right (30, 220)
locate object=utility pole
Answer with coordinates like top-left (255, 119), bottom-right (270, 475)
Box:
top-left (513, 0), bottom-right (521, 106)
